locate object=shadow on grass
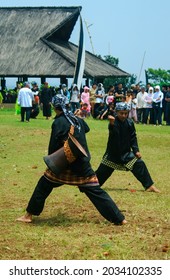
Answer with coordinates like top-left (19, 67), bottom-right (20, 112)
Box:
top-left (32, 212), bottom-right (91, 227)
top-left (103, 187), bottom-right (144, 192)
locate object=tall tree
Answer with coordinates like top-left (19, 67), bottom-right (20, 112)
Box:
top-left (104, 55), bottom-right (119, 67)
top-left (146, 68), bottom-right (170, 85)
top-left (96, 54), bottom-right (137, 90)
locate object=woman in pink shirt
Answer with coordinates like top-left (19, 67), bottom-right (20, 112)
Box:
top-left (81, 86), bottom-right (91, 115)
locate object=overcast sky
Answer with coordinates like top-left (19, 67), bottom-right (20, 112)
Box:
top-left (1, 0), bottom-right (170, 86)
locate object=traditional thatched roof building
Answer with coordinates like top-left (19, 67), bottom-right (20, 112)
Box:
top-left (0, 6), bottom-right (129, 88)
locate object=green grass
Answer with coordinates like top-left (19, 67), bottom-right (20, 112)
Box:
top-left (0, 109), bottom-right (169, 260)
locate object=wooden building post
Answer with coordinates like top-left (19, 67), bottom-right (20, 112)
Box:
top-left (1, 77), bottom-right (6, 91)
top-left (18, 77), bottom-right (28, 83)
top-left (41, 77), bottom-right (46, 85)
top-left (60, 77), bottom-right (68, 87)
top-left (85, 78), bottom-right (90, 87)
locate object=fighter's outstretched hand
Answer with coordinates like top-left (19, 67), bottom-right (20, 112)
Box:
top-left (108, 115), bottom-right (115, 125)
top-left (135, 151), bottom-right (141, 158)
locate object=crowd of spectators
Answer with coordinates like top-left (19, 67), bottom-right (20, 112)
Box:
top-left (1, 81), bottom-right (170, 125)
top-left (85, 82), bottom-right (170, 126)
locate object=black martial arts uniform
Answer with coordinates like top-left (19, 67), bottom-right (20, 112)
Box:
top-left (96, 117), bottom-right (154, 189)
top-left (26, 112), bottom-right (125, 224)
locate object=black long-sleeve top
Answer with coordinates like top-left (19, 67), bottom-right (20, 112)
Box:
top-left (48, 113), bottom-right (94, 177)
top-left (40, 88), bottom-right (52, 104)
top-left (105, 117), bottom-right (139, 163)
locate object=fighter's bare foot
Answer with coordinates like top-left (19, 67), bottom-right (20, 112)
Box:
top-left (120, 219), bottom-right (127, 225)
top-left (146, 185), bottom-right (161, 193)
top-left (16, 213), bottom-right (32, 223)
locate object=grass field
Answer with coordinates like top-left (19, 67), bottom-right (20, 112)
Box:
top-left (0, 108), bottom-right (169, 260)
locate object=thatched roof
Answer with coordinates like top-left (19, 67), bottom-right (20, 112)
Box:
top-left (0, 6), bottom-right (129, 79)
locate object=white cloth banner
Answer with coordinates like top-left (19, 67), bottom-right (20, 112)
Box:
top-left (73, 13), bottom-right (85, 91)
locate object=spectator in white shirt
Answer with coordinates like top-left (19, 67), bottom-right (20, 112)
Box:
top-left (94, 83), bottom-right (105, 118)
top-left (136, 86), bottom-right (147, 123)
top-left (152, 85), bottom-right (163, 125)
top-left (17, 82), bottom-right (34, 122)
top-left (70, 84), bottom-right (80, 113)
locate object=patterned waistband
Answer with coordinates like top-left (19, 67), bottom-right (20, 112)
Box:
top-left (101, 154), bottom-right (138, 171)
top-left (44, 168), bottom-right (99, 187)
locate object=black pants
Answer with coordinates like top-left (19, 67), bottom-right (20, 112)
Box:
top-left (26, 176), bottom-right (125, 224)
top-left (42, 103), bottom-right (51, 117)
top-left (137, 108), bottom-right (145, 123)
top-left (153, 106), bottom-right (162, 125)
top-left (165, 103), bottom-right (170, 125)
top-left (96, 158), bottom-right (154, 189)
top-left (21, 107), bottom-right (31, 122)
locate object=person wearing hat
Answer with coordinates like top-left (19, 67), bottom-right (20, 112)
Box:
top-left (16, 94), bottom-right (126, 225)
top-left (95, 102), bottom-right (160, 193)
top-left (17, 82), bottom-right (34, 122)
